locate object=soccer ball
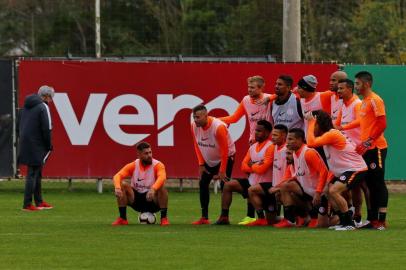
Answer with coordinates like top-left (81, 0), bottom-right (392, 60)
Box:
top-left (138, 212), bottom-right (157, 224)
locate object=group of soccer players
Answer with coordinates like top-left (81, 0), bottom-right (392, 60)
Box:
top-left (112, 70), bottom-right (389, 231)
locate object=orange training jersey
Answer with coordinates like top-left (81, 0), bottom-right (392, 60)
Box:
top-left (113, 159), bottom-right (166, 192)
top-left (192, 117), bottom-right (236, 168)
top-left (247, 140), bottom-right (274, 185)
top-left (272, 143), bottom-right (287, 187)
top-left (331, 93), bottom-right (343, 122)
top-left (360, 91), bottom-right (387, 149)
top-left (339, 95), bottom-right (362, 145)
top-left (293, 145), bottom-right (328, 197)
top-left (220, 93), bottom-right (273, 142)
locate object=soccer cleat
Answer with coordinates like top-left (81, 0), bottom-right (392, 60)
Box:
top-left (273, 218), bottom-right (295, 228)
top-left (160, 217), bottom-right (170, 226)
top-left (296, 216), bottom-right (310, 227)
top-left (375, 221), bottom-right (387, 230)
top-left (307, 218), bottom-right (318, 228)
top-left (37, 201), bottom-right (53, 210)
top-left (238, 216), bottom-right (257, 225)
top-left (328, 224), bottom-right (343, 230)
top-left (354, 220), bottom-right (363, 228)
top-left (214, 216), bottom-right (230, 225)
top-left (22, 204), bottom-right (40, 211)
top-left (359, 220), bottom-right (378, 229)
top-left (112, 217), bottom-right (129, 226)
top-left (335, 225), bottom-right (356, 231)
top-left (246, 218), bottom-right (268, 226)
top-left (191, 217), bottom-right (210, 225)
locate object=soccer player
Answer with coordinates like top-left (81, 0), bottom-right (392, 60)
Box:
top-left (214, 120), bottom-right (274, 225)
top-left (306, 110), bottom-right (368, 230)
top-left (297, 74), bottom-right (335, 134)
top-left (328, 71), bottom-right (347, 121)
top-left (273, 128), bottom-right (328, 228)
top-left (219, 75), bottom-right (274, 224)
top-left (191, 104), bottom-right (236, 225)
top-left (271, 75), bottom-right (304, 130)
top-left (335, 78), bottom-right (369, 225)
top-left (354, 71), bottom-right (389, 230)
top-left (246, 124), bottom-right (288, 226)
top-left (111, 142), bottom-right (169, 226)
top-left (219, 75), bottom-right (275, 144)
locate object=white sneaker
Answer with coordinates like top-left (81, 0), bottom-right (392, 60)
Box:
top-left (328, 224), bottom-right (342, 230)
top-left (335, 225), bottom-right (356, 231)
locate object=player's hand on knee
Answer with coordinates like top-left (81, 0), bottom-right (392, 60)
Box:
top-left (312, 192), bottom-right (321, 206)
top-left (115, 188), bottom-right (123, 199)
top-left (146, 189), bottom-right (156, 201)
top-left (199, 165), bottom-right (209, 175)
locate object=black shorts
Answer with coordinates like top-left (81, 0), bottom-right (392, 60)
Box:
top-left (292, 180), bottom-right (313, 202)
top-left (236, 179), bottom-right (250, 198)
top-left (330, 170), bottom-right (367, 190)
top-left (259, 182), bottom-right (277, 211)
top-left (129, 189), bottom-right (160, 213)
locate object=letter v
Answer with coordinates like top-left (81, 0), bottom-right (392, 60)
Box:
top-left (53, 93), bottom-right (107, 145)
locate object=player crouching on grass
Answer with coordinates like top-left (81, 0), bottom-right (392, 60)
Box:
top-left (246, 124), bottom-right (289, 226)
top-left (305, 110), bottom-right (368, 230)
top-left (111, 142), bottom-right (169, 226)
top-left (273, 128), bottom-right (329, 228)
top-left (214, 120), bottom-right (274, 225)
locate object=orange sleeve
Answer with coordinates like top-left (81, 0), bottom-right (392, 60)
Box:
top-left (274, 165), bottom-right (295, 187)
top-left (307, 120), bottom-right (344, 149)
top-left (251, 144), bottom-right (275, 174)
top-left (152, 162), bottom-right (167, 191)
top-left (219, 102), bottom-right (245, 124)
top-left (241, 150), bottom-right (253, 173)
top-left (304, 150), bottom-right (328, 193)
top-left (370, 115), bottom-right (387, 141)
top-left (215, 124), bottom-right (230, 173)
top-left (320, 91), bottom-right (334, 114)
top-left (342, 102), bottom-right (361, 130)
top-left (191, 125), bottom-right (205, 165)
top-left (371, 96), bottom-right (386, 117)
top-left (113, 162), bottom-right (136, 189)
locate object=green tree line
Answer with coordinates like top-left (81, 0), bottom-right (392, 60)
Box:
top-left (1, 0), bottom-right (405, 63)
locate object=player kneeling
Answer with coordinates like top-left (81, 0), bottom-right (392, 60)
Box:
top-left (273, 128), bottom-right (328, 228)
top-left (214, 120), bottom-right (274, 225)
top-left (306, 110), bottom-right (367, 230)
top-left (111, 142), bottom-right (170, 226)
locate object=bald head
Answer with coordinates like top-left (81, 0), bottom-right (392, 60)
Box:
top-left (330, 71), bottom-right (348, 92)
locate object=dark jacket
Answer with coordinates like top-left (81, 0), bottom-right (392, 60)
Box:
top-left (18, 94), bottom-right (52, 166)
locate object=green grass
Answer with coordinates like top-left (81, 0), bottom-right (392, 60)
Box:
top-left (1, 180), bottom-right (406, 270)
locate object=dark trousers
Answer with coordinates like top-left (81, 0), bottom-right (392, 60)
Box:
top-left (363, 148), bottom-right (388, 219)
top-left (199, 156), bottom-right (234, 218)
top-left (23, 165), bottom-right (43, 207)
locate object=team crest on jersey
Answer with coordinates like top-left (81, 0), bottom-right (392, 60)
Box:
top-left (370, 162), bottom-right (377, 169)
top-left (339, 175), bottom-right (346, 181)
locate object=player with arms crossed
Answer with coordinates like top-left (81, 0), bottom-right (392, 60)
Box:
top-left (111, 142), bottom-right (169, 226)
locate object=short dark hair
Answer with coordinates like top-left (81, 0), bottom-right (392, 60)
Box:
top-left (257, 120), bottom-right (273, 132)
top-left (192, 104), bottom-right (207, 113)
top-left (355, 71), bottom-right (373, 85)
top-left (338, 78), bottom-right (354, 92)
top-left (288, 128), bottom-right (305, 141)
top-left (278, 75), bottom-right (293, 88)
top-left (273, 124), bottom-right (288, 134)
top-left (136, 141), bottom-right (151, 152)
top-left (313, 110), bottom-right (334, 133)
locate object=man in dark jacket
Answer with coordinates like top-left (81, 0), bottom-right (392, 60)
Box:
top-left (18, 85), bottom-right (55, 211)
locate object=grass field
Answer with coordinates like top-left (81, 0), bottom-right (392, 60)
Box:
top-left (1, 180), bottom-right (406, 270)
